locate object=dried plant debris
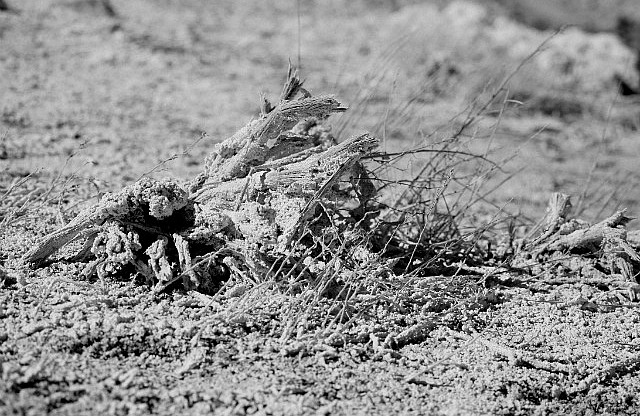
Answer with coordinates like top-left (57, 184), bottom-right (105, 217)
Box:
top-left (22, 69), bottom-right (379, 293)
top-left (511, 192), bottom-right (640, 282)
top-left (23, 66), bottom-right (640, 299)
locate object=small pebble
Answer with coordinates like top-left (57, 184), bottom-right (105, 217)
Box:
top-left (21, 321), bottom-right (47, 336)
top-left (551, 385), bottom-right (566, 399)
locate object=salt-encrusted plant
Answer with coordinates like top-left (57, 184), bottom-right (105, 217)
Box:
top-left (23, 67), bottom-right (378, 293)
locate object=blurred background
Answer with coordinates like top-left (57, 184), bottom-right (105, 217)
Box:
top-left (1, 0), bottom-right (640, 223)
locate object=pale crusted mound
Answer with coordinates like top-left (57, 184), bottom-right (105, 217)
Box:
top-left (22, 69), bottom-right (378, 293)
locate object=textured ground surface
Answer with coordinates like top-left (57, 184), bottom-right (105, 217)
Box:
top-left (3, 1), bottom-right (640, 415)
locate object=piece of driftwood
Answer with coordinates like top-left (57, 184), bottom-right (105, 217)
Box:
top-left (514, 193), bottom-right (640, 282)
top-left (22, 68), bottom-right (378, 292)
top-left (525, 192), bottom-right (572, 248)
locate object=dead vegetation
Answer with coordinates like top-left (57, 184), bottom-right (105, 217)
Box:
top-left (510, 192), bottom-right (640, 289)
top-left (22, 65), bottom-right (640, 303)
top-left (21, 68), bottom-right (379, 295)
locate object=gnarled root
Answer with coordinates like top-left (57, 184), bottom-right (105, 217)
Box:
top-left (22, 68), bottom-right (378, 293)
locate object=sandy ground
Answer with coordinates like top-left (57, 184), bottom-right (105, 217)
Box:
top-left (2, 0), bottom-right (640, 414)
